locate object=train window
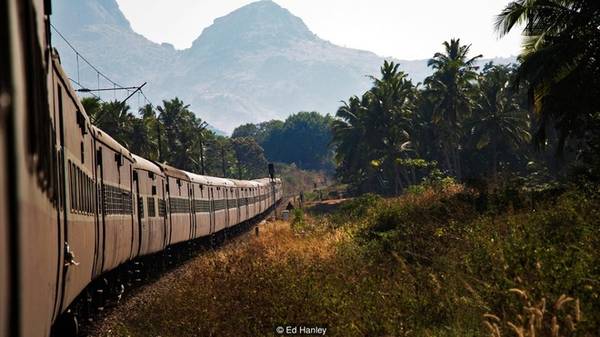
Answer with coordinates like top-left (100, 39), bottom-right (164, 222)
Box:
top-left (147, 197), bottom-right (156, 217)
top-left (78, 168), bottom-right (83, 213)
top-left (148, 172), bottom-right (155, 180)
top-left (158, 199), bottom-right (166, 217)
top-left (81, 142), bottom-right (85, 164)
top-left (96, 148), bottom-right (102, 165)
top-left (84, 175), bottom-right (89, 213)
top-left (133, 171), bottom-right (138, 181)
top-left (73, 164), bottom-right (79, 211)
top-left (76, 110), bottom-right (85, 131)
top-left (138, 197), bottom-right (144, 219)
top-left (73, 165), bottom-right (78, 212)
top-left (115, 153), bottom-right (123, 167)
top-left (68, 162), bottom-right (73, 212)
top-left (81, 172), bottom-right (86, 214)
top-left (88, 175), bottom-right (92, 213)
top-left (152, 185), bottom-right (157, 196)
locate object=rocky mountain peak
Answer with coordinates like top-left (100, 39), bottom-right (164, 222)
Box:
top-left (190, 0), bottom-right (316, 52)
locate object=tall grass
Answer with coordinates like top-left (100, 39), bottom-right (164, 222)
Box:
top-left (97, 183), bottom-right (600, 337)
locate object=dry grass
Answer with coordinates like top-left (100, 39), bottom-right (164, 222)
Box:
top-left (91, 184), bottom-right (600, 337)
top-left (93, 221), bottom-right (390, 337)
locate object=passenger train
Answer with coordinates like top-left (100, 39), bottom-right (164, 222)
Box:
top-left (0, 1), bottom-right (283, 336)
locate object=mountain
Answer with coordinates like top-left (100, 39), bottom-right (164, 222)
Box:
top-left (51, 0), bottom-right (516, 133)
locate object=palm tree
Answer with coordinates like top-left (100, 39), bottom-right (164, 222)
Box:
top-left (496, 0), bottom-right (600, 153)
top-left (470, 64), bottom-right (531, 179)
top-left (88, 100), bottom-right (135, 147)
top-left (368, 61), bottom-right (416, 194)
top-left (333, 61), bottom-right (416, 194)
top-left (332, 94), bottom-right (371, 189)
top-left (424, 39), bottom-right (482, 178)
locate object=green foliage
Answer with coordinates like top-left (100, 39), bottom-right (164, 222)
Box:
top-left (291, 208), bottom-right (305, 229)
top-left (332, 44), bottom-right (526, 195)
top-left (82, 97), bottom-right (271, 178)
top-left (99, 183), bottom-right (600, 337)
top-left (496, 0), bottom-right (600, 154)
top-left (274, 162), bottom-right (327, 197)
top-left (231, 137), bottom-right (268, 179)
top-left (332, 61), bottom-right (418, 195)
top-left (232, 112), bottom-right (334, 172)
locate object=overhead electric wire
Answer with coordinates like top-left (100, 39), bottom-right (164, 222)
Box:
top-left (51, 24), bottom-right (155, 112)
top-left (50, 23), bottom-right (126, 89)
top-left (69, 77), bottom-right (104, 102)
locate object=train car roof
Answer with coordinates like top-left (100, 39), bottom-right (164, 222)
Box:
top-left (91, 126), bottom-right (134, 162)
top-left (152, 162), bottom-right (190, 181)
top-left (183, 171), bottom-right (211, 185)
top-left (230, 179), bottom-right (260, 188)
top-left (132, 154), bottom-right (164, 176)
top-left (206, 176), bottom-right (235, 187)
top-left (253, 178), bottom-right (274, 186)
top-left (184, 171), bottom-right (236, 187)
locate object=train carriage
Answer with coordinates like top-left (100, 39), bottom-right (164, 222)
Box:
top-left (230, 179), bottom-right (253, 223)
top-left (206, 177), bottom-right (236, 233)
top-left (248, 181), bottom-right (260, 219)
top-left (53, 58), bottom-right (99, 313)
top-left (92, 126), bottom-right (137, 273)
top-left (184, 172), bottom-right (211, 238)
top-left (132, 155), bottom-right (168, 257)
top-left (224, 182), bottom-right (240, 229)
top-left (155, 163), bottom-right (193, 246)
top-left (253, 178), bottom-right (272, 213)
top-left (2, 0), bottom-right (65, 336)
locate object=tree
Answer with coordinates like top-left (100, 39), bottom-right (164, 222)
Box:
top-left (156, 98), bottom-right (201, 171)
top-left (333, 61), bottom-right (417, 195)
top-left (231, 137), bottom-right (268, 179)
top-left (496, 0), bottom-right (600, 153)
top-left (83, 99), bottom-right (135, 147)
top-left (332, 94), bottom-right (372, 190)
top-left (468, 64), bottom-right (531, 179)
top-left (424, 38), bottom-right (482, 178)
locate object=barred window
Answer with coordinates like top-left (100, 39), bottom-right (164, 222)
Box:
top-left (170, 197), bottom-right (190, 214)
top-left (103, 184), bottom-right (133, 215)
top-left (138, 197), bottom-right (144, 219)
top-left (158, 199), bottom-right (166, 217)
top-left (69, 161), bottom-right (95, 215)
top-left (193, 199), bottom-right (211, 213)
top-left (147, 197), bottom-right (156, 217)
top-left (213, 199), bottom-right (227, 211)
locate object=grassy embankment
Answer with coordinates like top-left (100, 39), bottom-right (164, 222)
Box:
top-left (97, 181), bottom-right (600, 337)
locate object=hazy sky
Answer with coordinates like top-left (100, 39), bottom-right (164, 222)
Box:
top-left (115, 0), bottom-right (522, 60)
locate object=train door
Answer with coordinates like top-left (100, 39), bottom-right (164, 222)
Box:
top-left (236, 188), bottom-right (240, 224)
top-left (224, 188), bottom-right (230, 227)
top-left (161, 179), bottom-right (169, 249)
top-left (190, 184), bottom-right (196, 239)
top-left (245, 189), bottom-right (249, 220)
top-left (166, 180), bottom-right (173, 246)
top-left (133, 171), bottom-right (142, 257)
top-left (93, 145), bottom-right (105, 277)
top-left (209, 187), bottom-right (215, 234)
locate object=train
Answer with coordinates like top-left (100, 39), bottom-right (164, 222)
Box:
top-left (0, 1), bottom-right (283, 336)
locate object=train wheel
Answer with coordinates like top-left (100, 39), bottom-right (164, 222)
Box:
top-left (51, 310), bottom-right (79, 337)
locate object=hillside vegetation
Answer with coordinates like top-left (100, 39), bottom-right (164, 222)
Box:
top-left (93, 180), bottom-right (599, 337)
